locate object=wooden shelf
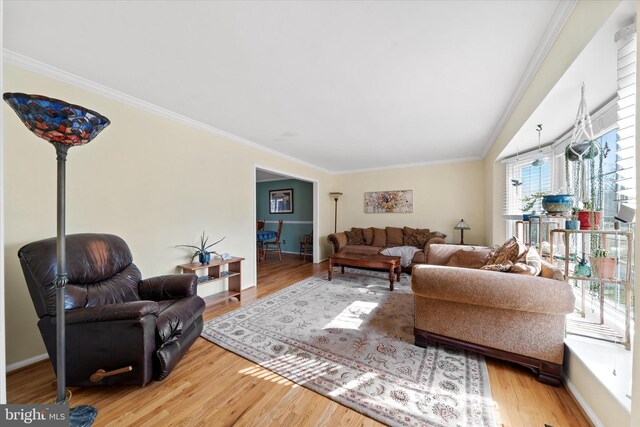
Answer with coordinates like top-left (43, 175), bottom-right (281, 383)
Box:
top-left (178, 256), bottom-right (245, 305)
top-left (202, 290), bottom-right (241, 306)
top-left (178, 257), bottom-right (245, 272)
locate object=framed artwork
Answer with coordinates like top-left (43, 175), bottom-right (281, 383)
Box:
top-left (364, 190), bottom-right (413, 213)
top-left (269, 188), bottom-right (294, 214)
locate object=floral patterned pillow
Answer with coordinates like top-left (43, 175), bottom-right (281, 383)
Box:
top-left (403, 227), bottom-right (431, 248)
top-left (345, 229), bottom-right (364, 245)
top-left (485, 236), bottom-right (526, 266)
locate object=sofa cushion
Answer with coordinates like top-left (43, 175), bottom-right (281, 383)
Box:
top-left (427, 244), bottom-right (465, 265)
top-left (342, 245), bottom-right (383, 256)
top-left (403, 227), bottom-right (431, 248)
top-left (411, 250), bottom-right (426, 264)
top-left (386, 227), bottom-right (404, 247)
top-left (486, 236), bottom-right (526, 266)
top-left (361, 227), bottom-right (374, 245)
top-left (345, 229), bottom-right (364, 245)
top-left (446, 247), bottom-right (492, 269)
top-left (372, 228), bottom-right (386, 247)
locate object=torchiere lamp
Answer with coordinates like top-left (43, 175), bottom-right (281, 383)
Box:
top-left (329, 192), bottom-right (343, 233)
top-left (3, 93), bottom-right (110, 425)
top-left (454, 219), bottom-right (470, 245)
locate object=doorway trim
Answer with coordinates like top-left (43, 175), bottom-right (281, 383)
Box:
top-left (253, 164), bottom-right (319, 285)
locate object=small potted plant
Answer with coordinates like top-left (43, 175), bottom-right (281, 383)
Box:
top-left (565, 207), bottom-right (580, 230)
top-left (176, 231), bottom-right (225, 265)
top-left (589, 248), bottom-right (617, 280)
top-left (577, 201), bottom-right (603, 230)
top-left (521, 192), bottom-right (549, 221)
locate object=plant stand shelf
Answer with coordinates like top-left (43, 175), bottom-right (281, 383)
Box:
top-left (550, 229), bottom-right (633, 350)
top-left (178, 257), bottom-right (245, 305)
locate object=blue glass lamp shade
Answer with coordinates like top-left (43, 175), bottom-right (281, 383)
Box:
top-left (3, 93), bottom-right (110, 146)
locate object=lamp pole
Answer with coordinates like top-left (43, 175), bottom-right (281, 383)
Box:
top-left (330, 192), bottom-right (342, 233)
top-left (54, 144), bottom-right (69, 404)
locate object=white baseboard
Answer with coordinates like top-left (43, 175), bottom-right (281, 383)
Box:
top-left (564, 375), bottom-right (604, 427)
top-left (6, 353), bottom-right (49, 373)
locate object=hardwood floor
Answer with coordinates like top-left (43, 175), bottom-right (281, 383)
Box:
top-left (7, 254), bottom-right (591, 426)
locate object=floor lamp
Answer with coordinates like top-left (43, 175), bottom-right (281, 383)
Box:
top-left (3, 93), bottom-right (110, 425)
top-left (330, 192), bottom-right (343, 233)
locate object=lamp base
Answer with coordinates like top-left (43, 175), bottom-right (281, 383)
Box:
top-left (70, 405), bottom-right (98, 427)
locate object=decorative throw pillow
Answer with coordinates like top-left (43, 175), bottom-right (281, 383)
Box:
top-left (480, 262), bottom-right (514, 272)
top-left (372, 227), bottom-right (387, 247)
top-left (345, 229), bottom-right (364, 245)
top-left (402, 227), bottom-right (431, 248)
top-left (540, 260), bottom-right (565, 281)
top-left (510, 262), bottom-right (537, 275)
top-left (361, 227), bottom-right (374, 245)
top-left (485, 236), bottom-right (526, 266)
top-left (446, 247), bottom-right (492, 269)
top-left (429, 231), bottom-right (447, 240)
top-left (385, 227), bottom-right (404, 247)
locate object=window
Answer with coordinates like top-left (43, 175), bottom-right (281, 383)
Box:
top-left (504, 154), bottom-right (552, 217)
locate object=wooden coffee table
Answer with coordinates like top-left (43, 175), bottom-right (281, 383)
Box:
top-left (328, 252), bottom-right (401, 291)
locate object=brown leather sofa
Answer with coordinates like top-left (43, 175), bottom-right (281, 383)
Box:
top-left (19, 233), bottom-right (205, 386)
top-left (327, 226), bottom-right (445, 271)
top-left (411, 244), bottom-right (575, 386)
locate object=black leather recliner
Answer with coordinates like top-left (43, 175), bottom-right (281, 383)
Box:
top-left (18, 233), bottom-right (205, 386)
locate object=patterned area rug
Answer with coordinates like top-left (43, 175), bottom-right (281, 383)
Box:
top-left (201, 269), bottom-right (496, 426)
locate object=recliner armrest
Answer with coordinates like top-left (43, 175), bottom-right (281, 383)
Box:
top-left (65, 301), bottom-right (160, 324)
top-left (139, 274), bottom-right (198, 301)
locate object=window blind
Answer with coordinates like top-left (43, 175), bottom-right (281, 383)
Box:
top-left (616, 32), bottom-right (636, 208)
top-left (504, 156), bottom-right (552, 216)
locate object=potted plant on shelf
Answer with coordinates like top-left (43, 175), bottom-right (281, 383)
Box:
top-left (176, 231), bottom-right (225, 265)
top-left (577, 201), bottom-right (603, 230)
top-left (589, 248), bottom-right (616, 280)
top-left (521, 192), bottom-right (549, 221)
top-left (565, 207), bottom-right (580, 230)
top-left (541, 194), bottom-right (573, 216)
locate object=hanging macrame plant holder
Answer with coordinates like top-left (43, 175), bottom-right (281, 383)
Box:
top-left (567, 83), bottom-right (601, 203)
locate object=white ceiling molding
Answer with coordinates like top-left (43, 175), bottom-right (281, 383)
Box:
top-left (333, 155), bottom-right (484, 175)
top-left (481, 0), bottom-right (577, 159)
top-left (3, 49), bottom-right (333, 175)
top-left (4, 49), bottom-right (485, 175)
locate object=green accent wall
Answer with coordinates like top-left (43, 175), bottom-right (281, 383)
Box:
top-left (257, 179), bottom-right (313, 254)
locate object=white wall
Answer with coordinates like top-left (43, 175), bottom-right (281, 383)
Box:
top-left (2, 63), bottom-right (338, 365)
top-left (335, 160), bottom-right (485, 245)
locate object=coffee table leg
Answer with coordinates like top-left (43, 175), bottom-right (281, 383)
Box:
top-left (328, 258), bottom-right (333, 281)
top-left (389, 266), bottom-right (394, 291)
top-left (341, 265), bottom-right (345, 274)
top-left (396, 265), bottom-right (401, 282)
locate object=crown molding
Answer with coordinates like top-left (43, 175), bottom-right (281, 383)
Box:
top-left (333, 155), bottom-right (483, 175)
top-left (481, 0), bottom-right (577, 160)
top-left (3, 49), bottom-right (334, 175)
top-left (3, 49), bottom-right (491, 176)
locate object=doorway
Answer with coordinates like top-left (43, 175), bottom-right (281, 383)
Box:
top-left (254, 166), bottom-right (318, 285)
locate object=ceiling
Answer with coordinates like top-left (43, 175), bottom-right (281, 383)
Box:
top-left (4, 1), bottom-right (571, 173)
top-left (256, 168), bottom-right (292, 183)
top-left (499, 1), bottom-right (637, 160)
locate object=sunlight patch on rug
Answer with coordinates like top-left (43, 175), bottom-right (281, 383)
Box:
top-left (201, 269), bottom-right (497, 427)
